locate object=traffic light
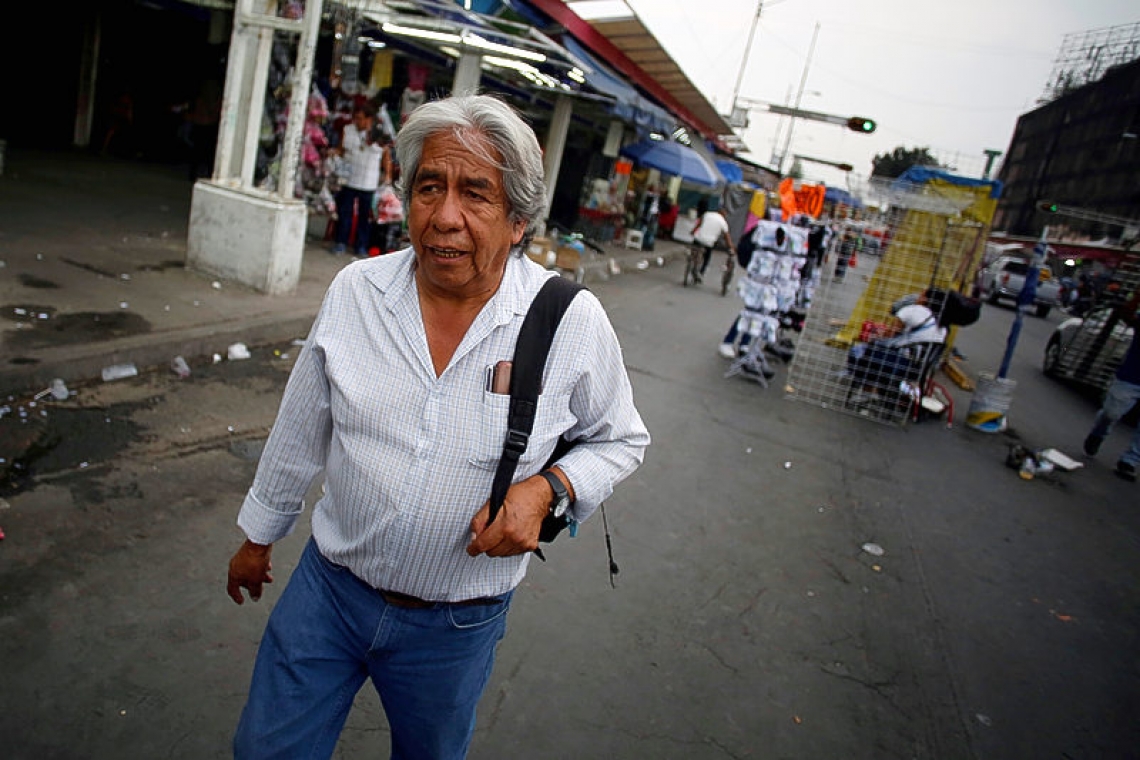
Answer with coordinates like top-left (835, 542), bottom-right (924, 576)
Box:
top-left (846, 116), bottom-right (876, 134)
top-left (1037, 200), bottom-right (1060, 213)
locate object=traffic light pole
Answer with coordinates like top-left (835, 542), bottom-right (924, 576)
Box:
top-left (1037, 200), bottom-right (1139, 232)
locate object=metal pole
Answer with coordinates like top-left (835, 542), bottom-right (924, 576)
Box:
top-left (277, 0), bottom-right (324, 199)
top-left (769, 85), bottom-right (792, 166)
top-left (998, 226), bottom-right (1048, 378)
top-left (730, 0), bottom-right (764, 112)
top-left (777, 22), bottom-right (819, 175)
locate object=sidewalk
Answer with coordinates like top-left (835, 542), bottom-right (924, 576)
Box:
top-left (0, 149), bottom-right (686, 397)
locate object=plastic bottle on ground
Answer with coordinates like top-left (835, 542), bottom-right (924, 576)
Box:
top-left (101, 363), bottom-right (138, 382)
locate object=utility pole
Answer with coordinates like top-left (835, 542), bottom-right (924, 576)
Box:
top-left (769, 85), bottom-right (792, 166)
top-left (731, 0), bottom-right (764, 111)
top-left (777, 22), bottom-right (820, 176)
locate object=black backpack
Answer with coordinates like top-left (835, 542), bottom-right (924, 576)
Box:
top-left (487, 276), bottom-right (587, 561)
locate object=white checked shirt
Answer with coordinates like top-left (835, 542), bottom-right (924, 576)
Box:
top-left (340, 124), bottom-right (384, 191)
top-left (237, 251), bottom-right (650, 601)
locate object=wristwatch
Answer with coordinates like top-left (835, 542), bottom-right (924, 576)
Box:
top-left (539, 470), bottom-right (572, 519)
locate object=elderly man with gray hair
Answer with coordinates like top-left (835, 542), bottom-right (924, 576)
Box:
top-left (226, 94), bottom-right (649, 759)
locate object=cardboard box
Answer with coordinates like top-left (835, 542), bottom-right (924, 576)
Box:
top-left (555, 246), bottom-right (581, 271)
top-left (527, 236), bottom-right (554, 266)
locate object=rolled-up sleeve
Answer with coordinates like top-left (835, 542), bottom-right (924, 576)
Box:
top-left (236, 310), bottom-right (334, 545)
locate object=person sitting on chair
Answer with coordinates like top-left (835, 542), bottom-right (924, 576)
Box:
top-left (847, 302), bottom-right (947, 406)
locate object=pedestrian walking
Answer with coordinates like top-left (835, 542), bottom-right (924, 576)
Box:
top-left (331, 102), bottom-right (388, 256)
top-left (226, 93), bottom-right (650, 760)
top-left (1083, 289), bottom-right (1140, 482)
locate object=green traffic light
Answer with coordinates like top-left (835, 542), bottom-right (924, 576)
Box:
top-left (846, 116), bottom-right (876, 134)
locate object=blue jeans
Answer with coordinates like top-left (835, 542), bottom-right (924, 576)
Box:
top-left (847, 343), bottom-right (914, 390)
top-left (722, 320), bottom-right (752, 350)
top-left (1089, 377), bottom-right (1140, 466)
top-left (234, 539), bottom-right (512, 760)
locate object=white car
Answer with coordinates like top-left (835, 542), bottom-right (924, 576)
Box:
top-left (977, 255), bottom-right (1062, 317)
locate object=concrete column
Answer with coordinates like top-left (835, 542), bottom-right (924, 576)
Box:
top-left (542, 94), bottom-right (573, 220)
top-left (188, 0), bottom-right (318, 296)
top-left (238, 28), bottom-right (274, 186)
top-left (214, 0), bottom-right (262, 181)
top-left (277, 0), bottom-right (323, 196)
top-left (452, 51), bottom-right (483, 96)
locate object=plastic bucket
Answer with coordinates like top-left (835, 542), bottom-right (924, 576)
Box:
top-left (966, 372), bottom-right (1017, 433)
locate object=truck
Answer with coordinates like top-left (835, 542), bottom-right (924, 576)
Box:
top-left (976, 254), bottom-right (1062, 317)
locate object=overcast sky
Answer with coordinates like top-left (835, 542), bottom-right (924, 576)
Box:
top-left (615, 0), bottom-right (1139, 188)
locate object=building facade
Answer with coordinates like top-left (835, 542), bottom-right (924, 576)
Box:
top-left (994, 56), bottom-right (1140, 241)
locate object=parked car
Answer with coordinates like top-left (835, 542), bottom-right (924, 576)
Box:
top-left (977, 255), bottom-right (1062, 317)
top-left (1043, 304), bottom-right (1134, 392)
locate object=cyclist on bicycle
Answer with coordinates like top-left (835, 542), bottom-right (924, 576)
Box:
top-left (691, 206), bottom-right (736, 284)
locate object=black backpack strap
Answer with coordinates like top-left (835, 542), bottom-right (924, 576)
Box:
top-left (487, 276), bottom-right (585, 525)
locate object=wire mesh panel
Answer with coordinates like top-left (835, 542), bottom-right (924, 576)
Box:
top-left (785, 178), bottom-right (988, 425)
top-left (1047, 253), bottom-right (1140, 391)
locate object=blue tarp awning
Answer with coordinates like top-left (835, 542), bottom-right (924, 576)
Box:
top-left (562, 37), bottom-right (675, 136)
top-left (620, 139), bottom-right (724, 188)
top-left (825, 186), bottom-right (863, 208)
top-left (894, 166), bottom-right (1004, 199)
top-left (714, 159), bottom-right (744, 184)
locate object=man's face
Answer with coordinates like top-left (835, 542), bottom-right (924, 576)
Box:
top-left (408, 131), bottom-right (526, 302)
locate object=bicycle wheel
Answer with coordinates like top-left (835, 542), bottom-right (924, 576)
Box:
top-left (683, 247), bottom-right (698, 287)
top-left (720, 255), bottom-right (735, 296)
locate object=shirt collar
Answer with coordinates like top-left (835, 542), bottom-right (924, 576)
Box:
top-left (362, 248), bottom-right (538, 326)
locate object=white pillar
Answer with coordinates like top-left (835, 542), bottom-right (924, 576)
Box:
top-left (452, 51), bottom-right (483, 96)
top-left (188, 0), bottom-right (321, 296)
top-left (277, 0), bottom-right (323, 197)
top-left (542, 94), bottom-right (573, 221)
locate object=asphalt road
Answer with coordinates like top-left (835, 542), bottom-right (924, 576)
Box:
top-left (2, 259), bottom-right (1138, 759)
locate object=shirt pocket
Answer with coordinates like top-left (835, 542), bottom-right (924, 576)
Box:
top-left (467, 389), bottom-right (575, 471)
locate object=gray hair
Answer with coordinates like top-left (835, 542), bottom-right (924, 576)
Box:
top-left (395, 94), bottom-right (547, 256)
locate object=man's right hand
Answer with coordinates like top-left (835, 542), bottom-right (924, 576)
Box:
top-left (227, 539), bottom-right (274, 605)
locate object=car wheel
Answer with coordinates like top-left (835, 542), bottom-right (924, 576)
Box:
top-left (1043, 337), bottom-right (1061, 377)
top-left (1035, 304), bottom-right (1051, 318)
top-left (986, 287), bottom-right (999, 305)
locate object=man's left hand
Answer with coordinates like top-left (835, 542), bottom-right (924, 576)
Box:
top-left (466, 476), bottom-right (549, 557)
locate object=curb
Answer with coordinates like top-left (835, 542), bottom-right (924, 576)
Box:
top-left (0, 312), bottom-right (318, 399)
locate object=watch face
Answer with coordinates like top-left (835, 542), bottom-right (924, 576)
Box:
top-left (552, 497), bottom-right (569, 518)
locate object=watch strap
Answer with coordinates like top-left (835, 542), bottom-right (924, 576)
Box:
top-left (539, 470), bottom-right (569, 510)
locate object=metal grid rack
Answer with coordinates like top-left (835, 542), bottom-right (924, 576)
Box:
top-left (1046, 253), bottom-right (1140, 391)
top-left (784, 179), bottom-right (986, 425)
top-left (1040, 21), bottom-right (1140, 104)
